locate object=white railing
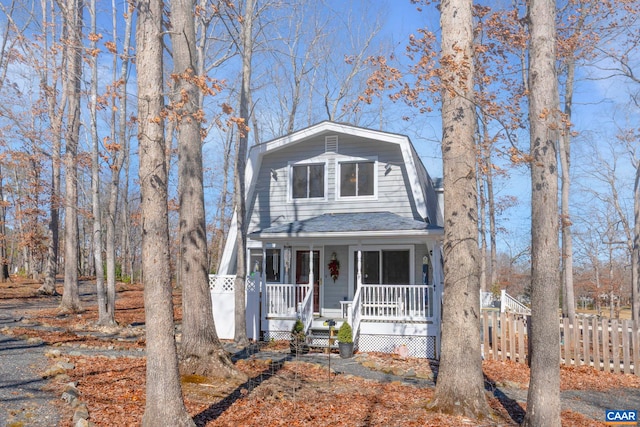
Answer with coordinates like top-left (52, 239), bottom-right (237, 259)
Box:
top-left (350, 285), bottom-right (363, 345)
top-left (298, 285), bottom-right (314, 333)
top-left (264, 283), bottom-right (310, 317)
top-left (501, 289), bottom-right (531, 315)
top-left (360, 284), bottom-right (434, 320)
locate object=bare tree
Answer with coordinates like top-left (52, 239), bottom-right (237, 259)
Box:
top-left (170, 0), bottom-right (244, 379)
top-left (136, 0), bottom-right (193, 423)
top-left (88, 0), bottom-right (108, 325)
top-left (523, 0), bottom-right (561, 423)
top-left (103, 0), bottom-right (134, 324)
top-left (429, 0), bottom-right (490, 419)
top-left (229, 0), bottom-right (255, 347)
top-left (59, 0), bottom-right (83, 312)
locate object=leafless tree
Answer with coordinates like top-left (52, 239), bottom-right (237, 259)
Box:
top-left (170, 0), bottom-right (244, 379)
top-left (136, 0), bottom-right (193, 423)
top-left (523, 0), bottom-right (562, 423)
top-left (429, 0), bottom-right (490, 419)
top-left (59, 0), bottom-right (83, 312)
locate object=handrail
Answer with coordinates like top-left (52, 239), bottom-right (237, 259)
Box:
top-left (297, 284), bottom-right (313, 333)
top-left (351, 285), bottom-right (363, 346)
top-left (501, 289), bottom-right (531, 315)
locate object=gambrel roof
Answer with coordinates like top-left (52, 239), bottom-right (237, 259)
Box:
top-left (218, 121), bottom-right (442, 274)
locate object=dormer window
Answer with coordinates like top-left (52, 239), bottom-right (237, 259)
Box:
top-left (291, 163), bottom-right (325, 199)
top-left (339, 160), bottom-right (375, 197)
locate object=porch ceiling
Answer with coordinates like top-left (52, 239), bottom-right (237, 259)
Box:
top-left (249, 211), bottom-right (443, 241)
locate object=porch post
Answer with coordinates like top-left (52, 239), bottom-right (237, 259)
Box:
top-left (357, 249), bottom-right (362, 288)
top-left (308, 245), bottom-right (314, 285)
top-left (261, 246), bottom-right (266, 327)
top-left (261, 247), bottom-right (266, 289)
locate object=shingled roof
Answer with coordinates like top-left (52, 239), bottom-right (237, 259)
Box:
top-left (251, 212), bottom-right (440, 237)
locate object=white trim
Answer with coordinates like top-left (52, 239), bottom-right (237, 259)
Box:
top-left (287, 160), bottom-right (328, 203)
top-left (335, 156), bottom-right (379, 201)
top-left (292, 247), bottom-right (324, 314)
top-left (347, 244), bottom-right (416, 300)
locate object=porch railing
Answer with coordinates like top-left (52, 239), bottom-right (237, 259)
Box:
top-left (350, 285), bottom-right (363, 345)
top-left (359, 284), bottom-right (434, 321)
top-left (500, 289), bottom-right (531, 315)
top-left (264, 283), bottom-right (310, 317)
top-left (297, 285), bottom-right (314, 333)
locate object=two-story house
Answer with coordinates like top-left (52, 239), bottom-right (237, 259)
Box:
top-left (210, 121), bottom-right (444, 358)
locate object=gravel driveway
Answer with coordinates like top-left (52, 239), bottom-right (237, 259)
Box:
top-left (0, 333), bottom-right (62, 427)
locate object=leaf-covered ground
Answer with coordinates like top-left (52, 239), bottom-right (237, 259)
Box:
top-left (2, 278), bottom-right (638, 426)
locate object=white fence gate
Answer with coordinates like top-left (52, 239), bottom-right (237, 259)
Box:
top-left (209, 275), bottom-right (261, 340)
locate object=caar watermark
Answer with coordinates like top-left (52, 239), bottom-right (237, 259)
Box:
top-left (605, 410), bottom-right (638, 426)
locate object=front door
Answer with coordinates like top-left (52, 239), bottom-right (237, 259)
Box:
top-left (296, 250), bottom-right (320, 313)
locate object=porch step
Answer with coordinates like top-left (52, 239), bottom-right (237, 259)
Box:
top-left (307, 322), bottom-right (341, 349)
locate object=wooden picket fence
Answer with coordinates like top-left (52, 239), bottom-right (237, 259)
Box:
top-left (480, 311), bottom-right (640, 375)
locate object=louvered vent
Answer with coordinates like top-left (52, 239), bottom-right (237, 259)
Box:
top-left (325, 135), bottom-right (338, 153)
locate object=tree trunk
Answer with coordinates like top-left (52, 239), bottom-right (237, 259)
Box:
top-left (136, 0), bottom-right (193, 424)
top-left (104, 0), bottom-right (133, 325)
top-left (0, 165), bottom-right (8, 282)
top-left (560, 45), bottom-right (578, 319)
top-left (40, 0), bottom-right (63, 295)
top-left (633, 161), bottom-right (640, 321)
top-left (171, 0), bottom-right (245, 380)
top-left (60, 0), bottom-right (82, 313)
top-left (233, 0), bottom-right (255, 347)
top-left (89, 0), bottom-right (108, 325)
top-left (523, 0), bottom-right (561, 424)
top-left (430, 0), bottom-right (490, 419)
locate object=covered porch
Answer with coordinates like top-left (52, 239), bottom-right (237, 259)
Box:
top-left (210, 213), bottom-right (443, 358)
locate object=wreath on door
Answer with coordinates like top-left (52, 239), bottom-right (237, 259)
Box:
top-left (328, 252), bottom-right (340, 282)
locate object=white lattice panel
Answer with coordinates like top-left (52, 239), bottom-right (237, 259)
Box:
top-left (262, 331), bottom-right (291, 341)
top-left (209, 275), bottom-right (235, 292)
top-left (357, 334), bottom-right (437, 359)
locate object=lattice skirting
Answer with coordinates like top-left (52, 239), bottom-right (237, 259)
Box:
top-left (262, 331), bottom-right (291, 342)
top-left (259, 332), bottom-right (437, 359)
top-left (357, 334), bottom-right (437, 359)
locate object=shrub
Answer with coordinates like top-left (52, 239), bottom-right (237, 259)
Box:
top-left (337, 322), bottom-right (352, 343)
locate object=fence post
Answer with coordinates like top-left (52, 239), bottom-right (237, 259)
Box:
top-left (482, 311), bottom-right (490, 360)
top-left (592, 316), bottom-right (600, 371)
top-left (582, 316), bottom-right (589, 367)
top-left (492, 311), bottom-right (499, 361)
top-left (634, 320), bottom-right (640, 376)
top-left (602, 318), bottom-right (610, 373)
top-left (500, 311), bottom-right (507, 361)
top-left (622, 319), bottom-right (631, 375)
top-left (573, 315), bottom-right (580, 367)
top-left (612, 319), bottom-right (620, 374)
top-left (509, 313), bottom-right (516, 361)
top-left (517, 316), bottom-right (526, 364)
top-left (562, 317), bottom-right (573, 366)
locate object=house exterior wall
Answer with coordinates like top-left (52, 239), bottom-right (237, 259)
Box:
top-left (247, 133), bottom-right (420, 235)
top-left (322, 245), bottom-right (350, 313)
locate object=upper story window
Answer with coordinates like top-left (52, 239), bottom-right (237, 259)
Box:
top-left (339, 161), bottom-right (375, 197)
top-left (292, 163), bottom-right (325, 199)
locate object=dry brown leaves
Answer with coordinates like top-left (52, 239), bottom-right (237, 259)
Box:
top-left (58, 355), bottom-right (610, 426)
top-left (482, 358), bottom-right (640, 391)
top-left (0, 278), bottom-right (634, 426)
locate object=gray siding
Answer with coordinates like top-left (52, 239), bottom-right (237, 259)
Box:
top-left (322, 246), bottom-right (350, 310)
top-left (248, 133), bottom-right (421, 233)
